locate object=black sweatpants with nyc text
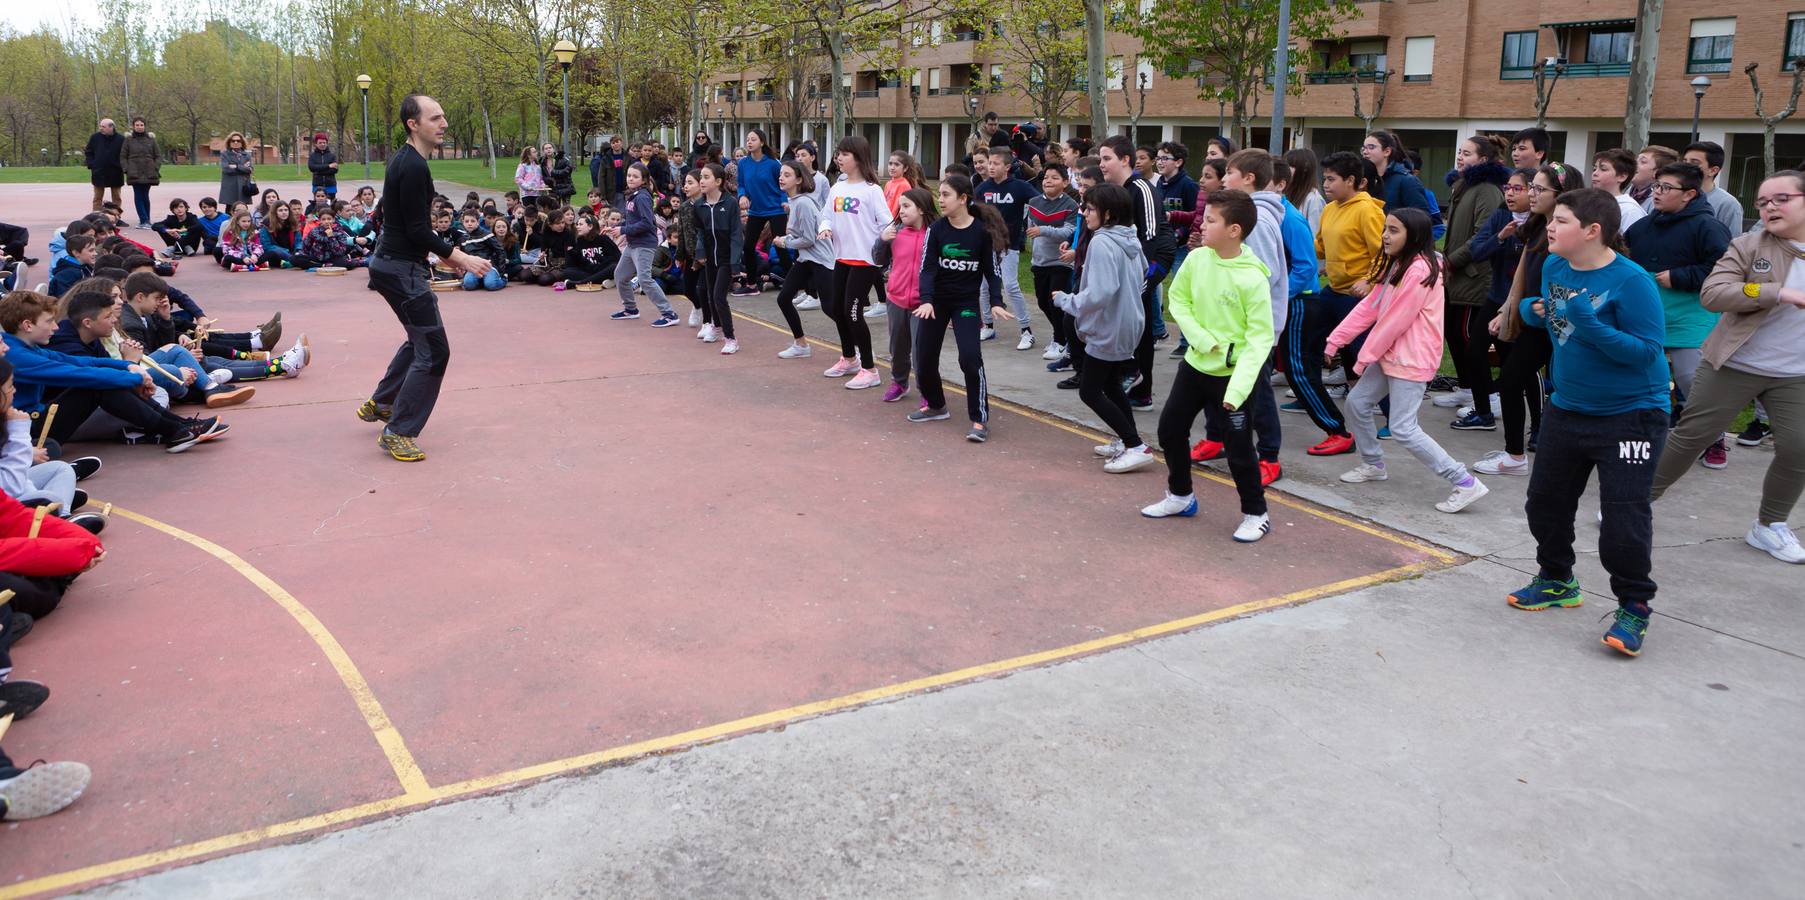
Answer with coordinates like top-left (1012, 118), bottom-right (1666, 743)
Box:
top-left (1524, 403), bottom-right (1669, 609)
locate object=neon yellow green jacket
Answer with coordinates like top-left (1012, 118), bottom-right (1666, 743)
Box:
top-left (1167, 245), bottom-right (1276, 408)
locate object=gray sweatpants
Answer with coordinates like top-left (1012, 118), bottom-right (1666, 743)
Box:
top-left (887, 302), bottom-right (918, 386)
top-left (17, 462), bottom-right (76, 511)
top-left (616, 245), bottom-right (675, 317)
top-left (979, 249), bottom-right (1033, 329)
top-left (1347, 363), bottom-right (1470, 485)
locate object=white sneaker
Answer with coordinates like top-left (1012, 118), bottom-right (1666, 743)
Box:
top-left (1016, 330), bottom-right (1035, 351)
top-left (1455, 394), bottom-right (1502, 419)
top-left (0, 760), bottom-right (91, 819)
top-left (208, 367), bottom-right (234, 387)
top-left (1472, 450), bottom-right (1529, 476)
top-left (1140, 492), bottom-right (1198, 518)
top-left (1340, 463), bottom-right (1388, 483)
top-left (1042, 341), bottom-right (1066, 361)
top-left (866, 303), bottom-right (887, 318)
top-left (845, 368), bottom-right (882, 390)
top-left (720, 339), bottom-right (739, 355)
top-left (1432, 389), bottom-right (1473, 408)
top-left (777, 341), bottom-right (812, 359)
top-left (979, 325), bottom-right (997, 342)
top-left (1269, 369), bottom-right (1290, 387)
top-left (279, 343), bottom-right (307, 378)
top-left (687, 308), bottom-right (702, 326)
top-left (1435, 478), bottom-right (1489, 513)
top-left (1746, 521), bottom-right (1805, 563)
top-left (1104, 445), bottom-right (1155, 473)
top-left (1326, 385), bottom-right (1348, 399)
top-left (795, 293), bottom-right (821, 310)
top-left (1232, 513), bottom-right (1272, 543)
top-left (1093, 439), bottom-right (1125, 458)
top-left (701, 325), bottom-right (720, 343)
top-left (1321, 366), bottom-right (1347, 386)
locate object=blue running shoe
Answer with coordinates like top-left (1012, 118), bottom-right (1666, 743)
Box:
top-left (1451, 412), bottom-right (1497, 431)
top-left (1507, 576), bottom-right (1583, 610)
top-left (609, 309), bottom-right (641, 320)
top-left (1602, 606), bottom-right (1649, 656)
top-left (1280, 400), bottom-right (1307, 414)
top-left (1377, 424), bottom-right (1392, 440)
top-left (1046, 356), bottom-right (1073, 372)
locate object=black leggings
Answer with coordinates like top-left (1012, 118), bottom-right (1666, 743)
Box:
top-left (1031, 265), bottom-right (1073, 347)
top-left (916, 302), bottom-right (988, 424)
top-left (1498, 328), bottom-right (1550, 455)
top-left (0, 572), bottom-right (73, 620)
top-left (1158, 363), bottom-right (1265, 514)
top-left (1282, 293), bottom-right (1349, 437)
top-left (744, 213), bottom-right (789, 282)
top-left (682, 262), bottom-right (709, 322)
top-left (828, 264), bottom-right (880, 368)
top-left (774, 260), bottom-right (827, 339)
top-left (703, 261), bottom-right (735, 338)
top-left (1449, 303), bottom-right (1502, 417)
top-left (1079, 354), bottom-right (1141, 447)
top-left (1129, 280), bottom-right (1158, 402)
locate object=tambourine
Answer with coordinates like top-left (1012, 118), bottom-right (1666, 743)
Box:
top-left (431, 279), bottom-right (462, 292)
top-left (574, 282), bottom-right (605, 292)
top-left (314, 266), bottom-right (348, 276)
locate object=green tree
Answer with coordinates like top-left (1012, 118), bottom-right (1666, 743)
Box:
top-left (978, 0), bottom-right (1088, 135)
top-left (1133, 0), bottom-right (1356, 143)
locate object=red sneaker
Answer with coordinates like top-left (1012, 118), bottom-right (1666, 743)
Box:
top-left (1190, 439), bottom-right (1224, 462)
top-left (1307, 433), bottom-right (1356, 456)
top-left (1259, 460), bottom-right (1283, 486)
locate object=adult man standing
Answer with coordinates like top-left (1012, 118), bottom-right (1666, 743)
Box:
top-left (83, 119), bottom-right (125, 212)
top-left (357, 95), bottom-right (492, 463)
top-left (307, 133), bottom-right (340, 199)
top-left (119, 117), bottom-right (161, 228)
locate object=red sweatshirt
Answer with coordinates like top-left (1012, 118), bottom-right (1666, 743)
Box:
top-left (0, 496), bottom-right (103, 576)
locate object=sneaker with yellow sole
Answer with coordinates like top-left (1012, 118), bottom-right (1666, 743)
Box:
top-left (356, 399), bottom-right (392, 422)
top-left (379, 431), bottom-right (425, 462)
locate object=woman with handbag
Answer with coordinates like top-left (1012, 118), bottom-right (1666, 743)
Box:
top-left (218, 133), bottom-right (254, 209)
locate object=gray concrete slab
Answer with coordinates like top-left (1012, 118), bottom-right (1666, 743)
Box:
top-left (90, 559), bottom-right (1803, 899)
top-left (73, 294), bottom-right (1805, 897)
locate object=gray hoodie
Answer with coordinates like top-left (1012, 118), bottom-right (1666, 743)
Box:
top-left (780, 193), bottom-right (835, 268)
top-left (1027, 192), bottom-right (1079, 268)
top-left (1247, 191), bottom-right (1289, 335)
top-left (1053, 225), bottom-right (1146, 361)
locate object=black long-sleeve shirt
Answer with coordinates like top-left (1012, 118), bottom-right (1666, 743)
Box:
top-left (376, 144), bottom-right (455, 263)
top-left (918, 217), bottom-right (1003, 309)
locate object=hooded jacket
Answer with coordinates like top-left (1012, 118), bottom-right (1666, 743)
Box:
top-left (620, 187), bottom-right (660, 250)
top-left (2, 333), bottom-right (140, 415)
top-left (1468, 206), bottom-right (1524, 305)
top-left (1026, 192), bottom-right (1078, 268)
top-left (1052, 224), bottom-right (1147, 361)
top-left (120, 131), bottom-right (161, 185)
top-left (1378, 161), bottom-right (1431, 218)
top-left (1247, 191), bottom-right (1289, 334)
top-left (0, 494), bottom-right (103, 578)
top-left (872, 222), bottom-right (928, 310)
top-left (1623, 194), bottom-right (1733, 349)
top-left (1324, 256), bottom-right (1447, 383)
top-left (694, 193), bottom-right (743, 267)
top-left (1700, 228), bottom-right (1803, 369)
top-left (1316, 191), bottom-right (1386, 293)
top-left (782, 193), bottom-right (835, 270)
top-left (1167, 245), bottom-right (1275, 408)
top-left (1442, 160), bottom-right (1511, 307)
top-left (1279, 196), bottom-right (1320, 300)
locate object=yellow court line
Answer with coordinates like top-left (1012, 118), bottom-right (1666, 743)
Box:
top-left (0, 555), bottom-right (1447, 900)
top-left (106, 506), bottom-right (432, 798)
top-left (732, 311), bottom-right (1457, 564)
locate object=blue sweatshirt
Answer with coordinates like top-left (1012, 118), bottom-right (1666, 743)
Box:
top-left (1520, 253), bottom-right (1669, 416)
top-left (48, 258), bottom-right (91, 298)
top-left (1157, 171), bottom-right (1200, 242)
top-left (199, 212), bottom-right (228, 238)
top-left (619, 187), bottom-right (659, 249)
top-left (1279, 197), bottom-right (1319, 299)
top-left (2, 333), bottom-right (140, 415)
top-left (735, 154), bottom-right (785, 217)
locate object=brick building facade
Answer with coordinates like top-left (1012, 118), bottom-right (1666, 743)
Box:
top-left (703, 1), bottom-right (1805, 214)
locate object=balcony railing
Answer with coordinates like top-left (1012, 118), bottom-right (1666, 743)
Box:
top-left (852, 89), bottom-right (879, 98)
top-left (1304, 69), bottom-right (1386, 84)
top-left (950, 30), bottom-right (982, 42)
top-left (1561, 61), bottom-right (1630, 77)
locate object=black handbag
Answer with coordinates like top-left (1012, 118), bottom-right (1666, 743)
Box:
top-left (243, 179), bottom-right (259, 200)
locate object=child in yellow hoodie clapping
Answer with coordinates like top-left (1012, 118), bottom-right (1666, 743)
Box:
top-left (1142, 190), bottom-right (1277, 543)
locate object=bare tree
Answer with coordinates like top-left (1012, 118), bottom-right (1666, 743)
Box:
top-left (1351, 69), bottom-right (1390, 133)
top-left (1533, 57), bottom-right (1567, 128)
top-left (1746, 60), bottom-right (1805, 179)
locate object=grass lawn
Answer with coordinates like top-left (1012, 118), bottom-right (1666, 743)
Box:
top-left (0, 158), bottom-right (517, 192)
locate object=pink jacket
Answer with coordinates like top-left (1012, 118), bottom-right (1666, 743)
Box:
top-left (884, 225), bottom-right (928, 310)
top-left (1324, 256), bottom-right (1446, 383)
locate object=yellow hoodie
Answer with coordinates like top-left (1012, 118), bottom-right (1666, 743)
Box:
top-left (1316, 191), bottom-right (1385, 292)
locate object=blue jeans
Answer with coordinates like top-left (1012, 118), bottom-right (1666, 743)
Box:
top-left (148, 345), bottom-right (209, 400)
top-left (462, 269), bottom-right (506, 291)
top-left (206, 354), bottom-right (281, 381)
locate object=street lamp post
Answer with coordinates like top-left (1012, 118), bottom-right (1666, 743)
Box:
top-left (553, 40), bottom-right (578, 158)
top-left (355, 74), bottom-right (371, 178)
top-left (1689, 75), bottom-right (1711, 144)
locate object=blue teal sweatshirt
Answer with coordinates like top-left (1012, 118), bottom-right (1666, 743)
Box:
top-left (1279, 197), bottom-right (1319, 298)
top-left (1519, 253), bottom-right (1669, 416)
top-left (735, 154), bottom-right (785, 218)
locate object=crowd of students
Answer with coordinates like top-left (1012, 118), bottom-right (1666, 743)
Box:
top-left (0, 192), bottom-right (319, 820)
top-left (1, 118), bottom-right (1799, 822)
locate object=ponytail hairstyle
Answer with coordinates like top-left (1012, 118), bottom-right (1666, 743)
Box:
top-left (698, 162), bottom-right (727, 196)
top-left (626, 162), bottom-right (652, 193)
top-left (1522, 161), bottom-right (1586, 253)
top-left (1367, 129), bottom-right (1408, 169)
top-left (889, 150), bottom-right (925, 188)
top-left (940, 173), bottom-right (1007, 248)
top-left (1375, 208), bottom-right (1442, 288)
top-left (1463, 134), bottom-right (1509, 166)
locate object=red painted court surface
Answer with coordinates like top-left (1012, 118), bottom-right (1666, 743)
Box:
top-left (0, 183), bottom-right (1448, 894)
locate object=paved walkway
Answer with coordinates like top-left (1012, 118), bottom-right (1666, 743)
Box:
top-left (0, 182), bottom-right (1795, 898)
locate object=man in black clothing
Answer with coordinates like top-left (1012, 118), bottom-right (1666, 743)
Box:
top-left (360, 94), bottom-right (491, 463)
top-left (1099, 135), bottom-right (1176, 406)
top-left (83, 119), bottom-right (125, 213)
top-left (307, 132), bottom-right (339, 199)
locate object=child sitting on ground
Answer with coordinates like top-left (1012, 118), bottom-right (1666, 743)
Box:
top-left (456, 210), bottom-right (508, 292)
top-left (196, 198), bottom-right (228, 257)
top-left (218, 210), bottom-right (273, 271)
top-left (299, 210), bottom-right (359, 269)
top-left (48, 237), bottom-right (96, 299)
top-left (153, 199), bottom-right (204, 258)
top-left (0, 359), bottom-right (107, 533)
